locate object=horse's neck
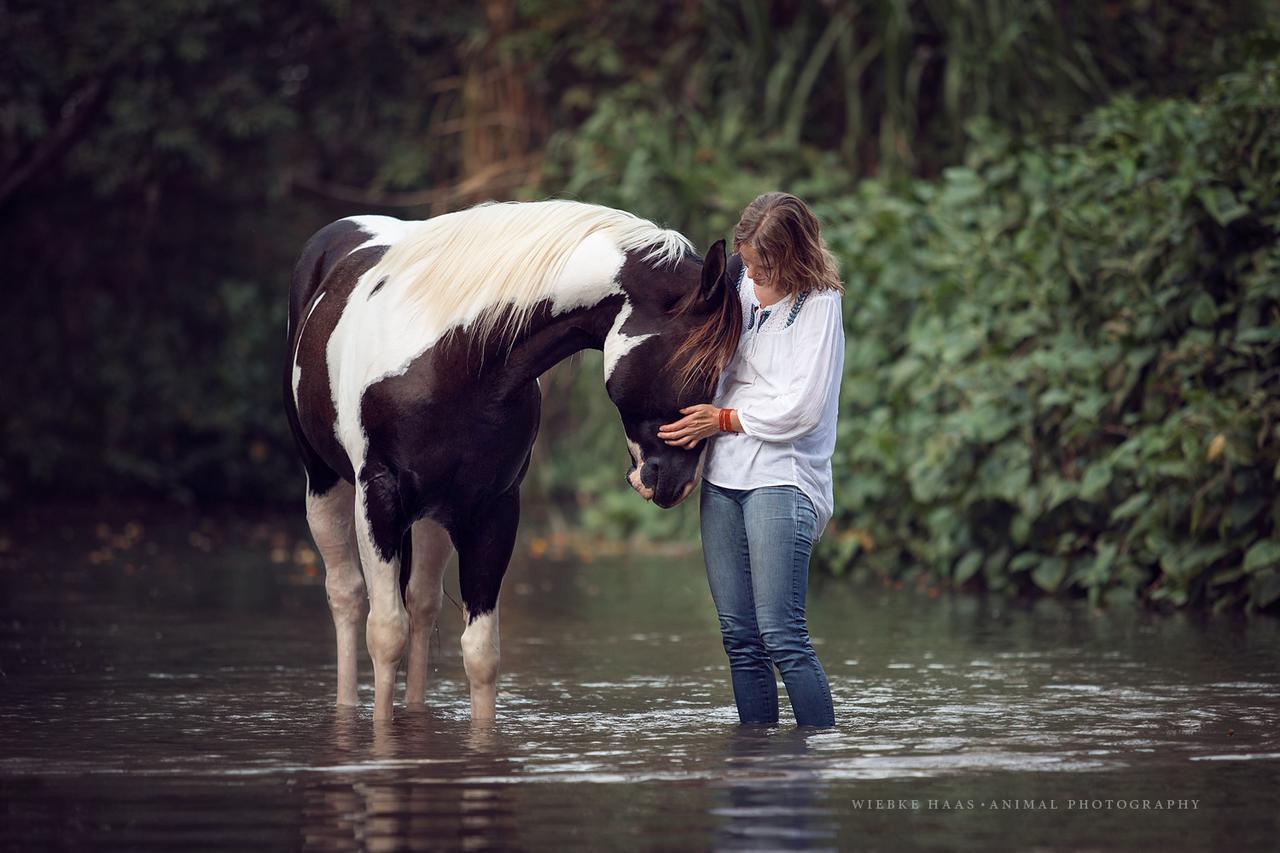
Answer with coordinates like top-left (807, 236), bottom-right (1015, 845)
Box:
top-left (488, 295), bottom-right (627, 396)
top-left (476, 237), bottom-right (659, 395)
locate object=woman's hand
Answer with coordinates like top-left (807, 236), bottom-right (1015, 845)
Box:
top-left (658, 404), bottom-right (721, 448)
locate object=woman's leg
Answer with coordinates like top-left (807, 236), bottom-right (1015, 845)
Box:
top-left (700, 481), bottom-right (779, 724)
top-left (742, 486), bottom-right (835, 727)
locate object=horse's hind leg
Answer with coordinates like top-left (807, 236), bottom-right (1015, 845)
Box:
top-left (404, 516), bottom-right (452, 708)
top-left (353, 466), bottom-right (409, 721)
top-left (456, 486), bottom-right (520, 722)
top-left (305, 479), bottom-right (364, 707)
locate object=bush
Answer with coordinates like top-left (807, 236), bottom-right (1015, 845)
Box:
top-left (816, 60), bottom-right (1280, 612)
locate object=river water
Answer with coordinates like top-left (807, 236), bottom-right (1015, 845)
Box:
top-left (2, 511), bottom-right (1278, 850)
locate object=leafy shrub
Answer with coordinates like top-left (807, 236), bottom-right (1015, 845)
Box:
top-left (817, 60), bottom-right (1280, 612)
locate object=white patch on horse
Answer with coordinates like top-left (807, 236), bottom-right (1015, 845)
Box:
top-left (345, 215), bottom-right (416, 253)
top-left (460, 607), bottom-right (500, 719)
top-left (603, 300), bottom-right (656, 382)
top-left (548, 231), bottom-right (626, 315)
top-left (625, 437), bottom-right (654, 500)
top-left (291, 291), bottom-right (327, 405)
top-left (326, 267), bottom-right (403, 473)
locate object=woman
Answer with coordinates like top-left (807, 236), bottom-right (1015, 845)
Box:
top-left (658, 192), bottom-right (844, 727)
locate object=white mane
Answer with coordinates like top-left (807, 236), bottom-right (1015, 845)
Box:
top-left (368, 199), bottom-right (694, 345)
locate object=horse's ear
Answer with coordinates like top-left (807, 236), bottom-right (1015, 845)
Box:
top-left (699, 239), bottom-right (727, 301)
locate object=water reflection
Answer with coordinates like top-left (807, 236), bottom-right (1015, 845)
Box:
top-left (711, 727), bottom-right (837, 851)
top-left (296, 713), bottom-right (846, 851)
top-left (2, 515), bottom-right (1279, 850)
top-left (301, 712), bottom-right (520, 851)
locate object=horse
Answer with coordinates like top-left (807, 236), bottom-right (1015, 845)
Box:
top-left (283, 199), bottom-right (744, 721)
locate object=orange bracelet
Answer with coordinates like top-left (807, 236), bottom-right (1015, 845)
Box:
top-left (719, 408), bottom-right (734, 432)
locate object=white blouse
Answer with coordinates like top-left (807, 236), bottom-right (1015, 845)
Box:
top-left (702, 267), bottom-right (845, 541)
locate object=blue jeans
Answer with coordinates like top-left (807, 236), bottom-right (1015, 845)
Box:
top-left (700, 481), bottom-right (835, 727)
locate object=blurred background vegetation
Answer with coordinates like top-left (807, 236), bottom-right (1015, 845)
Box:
top-left (3, 0), bottom-right (1278, 611)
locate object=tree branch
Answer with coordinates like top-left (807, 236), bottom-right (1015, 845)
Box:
top-left (0, 78), bottom-right (108, 208)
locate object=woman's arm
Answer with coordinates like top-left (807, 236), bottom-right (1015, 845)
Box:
top-left (657, 295), bottom-right (843, 448)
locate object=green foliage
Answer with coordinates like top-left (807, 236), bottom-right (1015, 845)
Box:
top-left (1, 0), bottom-right (476, 503)
top-left (3, 1), bottom-right (1278, 614)
top-left (528, 0), bottom-right (1276, 180)
top-left (814, 60), bottom-right (1280, 613)
top-left (0, 0), bottom-right (476, 194)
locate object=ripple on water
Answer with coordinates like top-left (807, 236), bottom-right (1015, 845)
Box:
top-left (3, 527), bottom-right (1280, 851)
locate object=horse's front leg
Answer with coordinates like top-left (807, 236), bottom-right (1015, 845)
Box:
top-left (456, 486), bottom-right (520, 722)
top-left (305, 479), bottom-right (364, 707)
top-left (404, 516), bottom-right (452, 708)
top-left (353, 467), bottom-right (409, 721)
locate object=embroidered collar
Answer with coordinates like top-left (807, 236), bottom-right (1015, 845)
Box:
top-left (747, 289), bottom-right (810, 330)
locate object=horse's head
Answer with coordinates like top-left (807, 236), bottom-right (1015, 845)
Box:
top-left (604, 238), bottom-right (741, 508)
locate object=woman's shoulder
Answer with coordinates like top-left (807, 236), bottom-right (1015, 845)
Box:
top-left (794, 287), bottom-right (842, 322)
top-left (781, 289), bottom-right (842, 348)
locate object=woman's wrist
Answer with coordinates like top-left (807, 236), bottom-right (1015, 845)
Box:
top-left (718, 407), bottom-right (737, 433)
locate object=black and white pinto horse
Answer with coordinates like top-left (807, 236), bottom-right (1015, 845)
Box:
top-left (284, 199), bottom-right (742, 721)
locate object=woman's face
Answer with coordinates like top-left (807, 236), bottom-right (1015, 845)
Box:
top-left (738, 243), bottom-right (775, 290)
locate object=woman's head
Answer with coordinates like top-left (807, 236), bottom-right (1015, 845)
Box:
top-left (733, 192), bottom-right (843, 296)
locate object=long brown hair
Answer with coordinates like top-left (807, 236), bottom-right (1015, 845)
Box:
top-left (664, 250), bottom-right (743, 397)
top-left (663, 193), bottom-right (841, 396)
top-left (733, 192), bottom-right (843, 296)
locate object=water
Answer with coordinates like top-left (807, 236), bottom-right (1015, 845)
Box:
top-left (2, 510), bottom-right (1279, 850)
